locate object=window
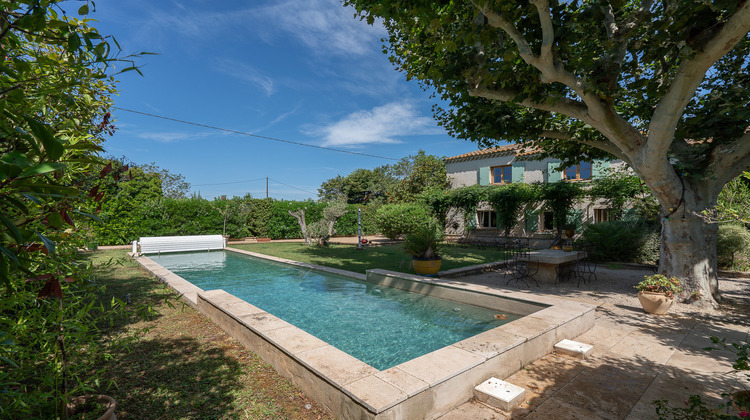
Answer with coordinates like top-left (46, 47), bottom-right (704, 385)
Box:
top-left (594, 208), bottom-right (611, 223)
top-left (491, 165), bottom-right (512, 184)
top-left (543, 212), bottom-right (554, 230)
top-left (563, 162), bottom-right (592, 181)
top-left (477, 211), bottom-right (497, 228)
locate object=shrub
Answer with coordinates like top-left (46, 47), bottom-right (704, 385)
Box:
top-left (375, 203), bottom-right (433, 240)
top-left (717, 224), bottom-right (750, 270)
top-left (580, 219), bottom-right (660, 263)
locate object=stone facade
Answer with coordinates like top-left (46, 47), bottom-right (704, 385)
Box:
top-left (444, 145), bottom-right (630, 240)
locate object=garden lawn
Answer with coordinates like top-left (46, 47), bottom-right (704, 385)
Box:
top-left (230, 242), bottom-right (508, 274)
top-left (86, 250), bottom-right (332, 420)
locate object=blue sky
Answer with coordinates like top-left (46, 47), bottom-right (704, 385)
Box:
top-left (93, 0), bottom-right (484, 200)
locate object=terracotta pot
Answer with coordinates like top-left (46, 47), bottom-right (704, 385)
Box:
top-left (637, 291), bottom-right (674, 315)
top-left (256, 237), bottom-right (272, 242)
top-left (412, 257), bottom-right (441, 276)
top-left (67, 395), bottom-right (117, 420)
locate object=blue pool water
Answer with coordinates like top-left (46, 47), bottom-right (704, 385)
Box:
top-left (150, 250), bottom-right (519, 370)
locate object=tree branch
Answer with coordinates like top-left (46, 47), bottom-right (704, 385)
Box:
top-left (711, 130), bottom-right (750, 187)
top-left (647, 2), bottom-right (750, 159)
top-left (467, 84), bottom-right (589, 121)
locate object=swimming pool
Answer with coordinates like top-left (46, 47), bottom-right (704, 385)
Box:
top-left (150, 250), bottom-right (519, 370)
top-left (136, 247), bottom-right (596, 419)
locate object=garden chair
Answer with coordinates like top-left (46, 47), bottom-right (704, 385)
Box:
top-left (505, 241), bottom-right (539, 288)
top-left (573, 243), bottom-right (597, 286)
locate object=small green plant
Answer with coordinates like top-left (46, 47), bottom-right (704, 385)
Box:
top-left (653, 337), bottom-right (750, 419)
top-left (635, 274), bottom-right (682, 298)
top-left (403, 219), bottom-right (444, 260)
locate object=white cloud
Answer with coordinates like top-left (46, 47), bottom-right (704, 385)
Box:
top-left (314, 102), bottom-right (438, 147)
top-left (214, 60), bottom-right (274, 96)
top-left (256, 0), bottom-right (386, 56)
top-left (137, 131), bottom-right (212, 143)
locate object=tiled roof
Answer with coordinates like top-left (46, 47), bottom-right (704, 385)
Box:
top-left (445, 143), bottom-right (541, 163)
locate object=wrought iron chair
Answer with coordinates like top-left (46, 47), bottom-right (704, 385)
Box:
top-left (505, 241), bottom-right (539, 287)
top-left (573, 243), bottom-right (597, 286)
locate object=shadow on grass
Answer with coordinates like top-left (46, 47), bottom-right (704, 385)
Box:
top-left (105, 335), bottom-right (259, 419)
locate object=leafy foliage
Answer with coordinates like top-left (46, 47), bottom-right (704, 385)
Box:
top-left (636, 274), bottom-right (683, 299)
top-left (540, 182), bottom-right (584, 235)
top-left (580, 220), bottom-right (660, 264)
top-left (717, 224), bottom-right (750, 270)
top-left (375, 202), bottom-right (433, 240)
top-left (0, 1), bottom-right (149, 415)
top-left (403, 218), bottom-right (444, 260)
top-left (486, 183), bottom-right (538, 236)
top-left (589, 169), bottom-right (645, 220)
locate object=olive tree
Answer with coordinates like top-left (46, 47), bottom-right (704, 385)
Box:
top-left (346, 0), bottom-right (750, 308)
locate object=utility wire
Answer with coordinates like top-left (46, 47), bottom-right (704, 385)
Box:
top-left (192, 177), bottom-right (266, 187)
top-left (269, 178), bottom-right (318, 195)
top-left (115, 107), bottom-right (400, 161)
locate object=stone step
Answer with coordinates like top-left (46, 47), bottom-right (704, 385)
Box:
top-left (555, 339), bottom-right (593, 359)
top-left (473, 377), bottom-right (526, 411)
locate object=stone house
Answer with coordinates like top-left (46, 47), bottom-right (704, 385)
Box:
top-left (444, 144), bottom-right (630, 241)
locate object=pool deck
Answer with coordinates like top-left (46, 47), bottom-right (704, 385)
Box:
top-left (134, 248), bottom-right (597, 419)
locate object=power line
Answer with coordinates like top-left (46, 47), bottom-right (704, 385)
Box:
top-left (192, 177), bottom-right (266, 187)
top-left (269, 178), bottom-right (318, 195)
top-left (115, 107), bottom-right (400, 161)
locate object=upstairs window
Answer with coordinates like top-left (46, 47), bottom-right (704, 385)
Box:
top-left (563, 162), bottom-right (592, 181)
top-left (491, 165), bottom-right (512, 184)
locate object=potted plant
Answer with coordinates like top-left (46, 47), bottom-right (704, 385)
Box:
top-left (404, 220), bottom-right (444, 276)
top-left (635, 274), bottom-right (682, 314)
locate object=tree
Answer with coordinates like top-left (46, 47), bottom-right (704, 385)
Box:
top-left (0, 0), bottom-right (142, 415)
top-left (347, 0), bottom-right (750, 308)
top-left (318, 168), bottom-right (392, 203)
top-left (289, 199), bottom-right (348, 246)
top-left (140, 163), bottom-right (191, 199)
top-left (386, 150), bottom-right (451, 203)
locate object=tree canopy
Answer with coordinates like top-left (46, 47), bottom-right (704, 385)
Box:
top-left (347, 0), bottom-right (750, 307)
top-left (317, 150), bottom-right (450, 203)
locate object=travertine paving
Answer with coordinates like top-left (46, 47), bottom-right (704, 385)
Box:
top-left (439, 267), bottom-right (750, 419)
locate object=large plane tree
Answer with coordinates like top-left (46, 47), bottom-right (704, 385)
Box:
top-left (346, 0), bottom-right (750, 308)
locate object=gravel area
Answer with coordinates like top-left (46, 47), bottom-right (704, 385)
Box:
top-left (456, 263), bottom-right (750, 323)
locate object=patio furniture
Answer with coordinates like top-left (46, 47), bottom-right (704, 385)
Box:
top-left (573, 244), bottom-right (597, 286)
top-left (505, 241), bottom-right (540, 287)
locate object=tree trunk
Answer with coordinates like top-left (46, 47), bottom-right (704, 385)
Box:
top-left (288, 210), bottom-right (312, 246)
top-left (656, 184), bottom-right (720, 309)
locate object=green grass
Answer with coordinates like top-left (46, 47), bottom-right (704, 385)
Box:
top-left (230, 242), bottom-right (509, 274)
top-left (85, 250), bottom-right (332, 419)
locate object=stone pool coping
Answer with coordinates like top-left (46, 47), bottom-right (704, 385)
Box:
top-left (134, 248), bottom-right (595, 419)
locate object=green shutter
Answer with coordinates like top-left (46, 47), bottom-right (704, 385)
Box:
top-left (566, 209), bottom-right (583, 231)
top-left (525, 210), bottom-right (538, 232)
top-left (511, 162), bottom-right (525, 183)
top-left (592, 160), bottom-right (610, 178)
top-left (479, 166), bottom-right (490, 186)
top-left (547, 161), bottom-right (561, 183)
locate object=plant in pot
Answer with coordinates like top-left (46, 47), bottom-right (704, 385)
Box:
top-left (404, 220), bottom-right (445, 276)
top-left (634, 274), bottom-right (682, 314)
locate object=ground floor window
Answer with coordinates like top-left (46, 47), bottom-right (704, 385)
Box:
top-left (594, 208), bottom-right (611, 223)
top-left (477, 210), bottom-right (497, 228)
top-left (543, 212), bottom-right (554, 230)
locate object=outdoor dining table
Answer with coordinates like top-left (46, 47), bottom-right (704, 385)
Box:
top-left (516, 249), bottom-right (586, 284)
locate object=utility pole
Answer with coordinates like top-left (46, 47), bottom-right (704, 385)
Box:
top-left (266, 177), bottom-right (269, 199)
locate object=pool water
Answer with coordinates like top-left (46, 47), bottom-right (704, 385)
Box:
top-left (150, 251), bottom-right (519, 370)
